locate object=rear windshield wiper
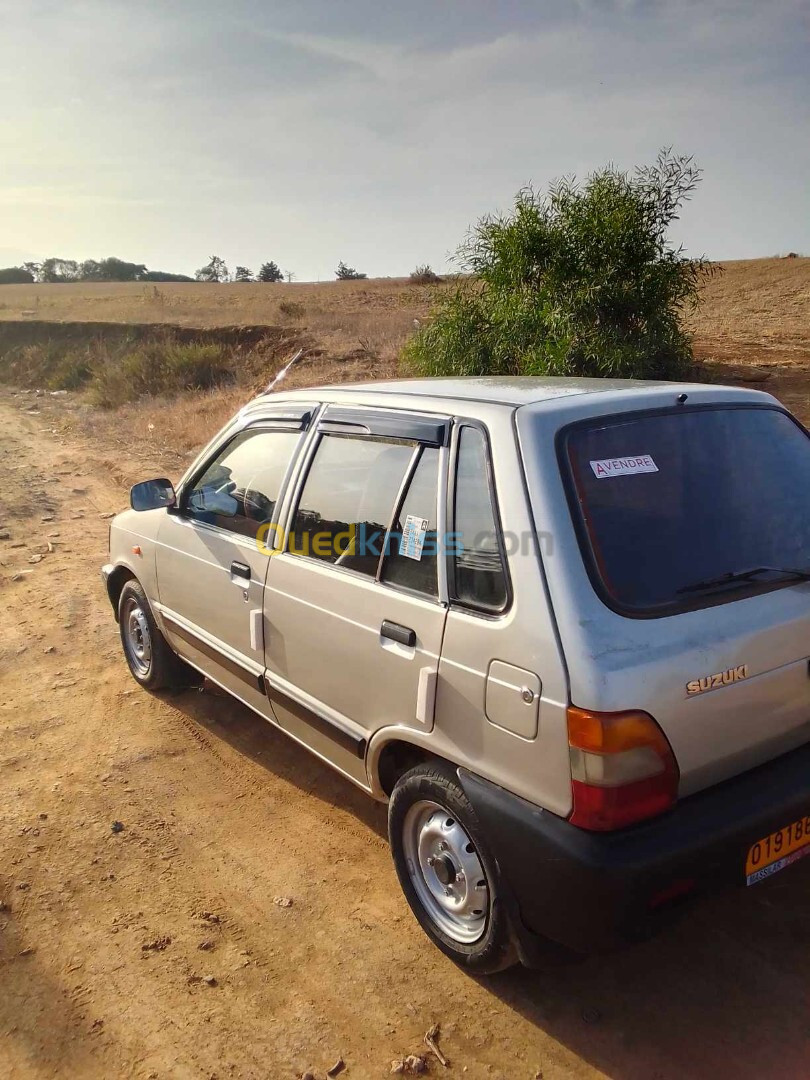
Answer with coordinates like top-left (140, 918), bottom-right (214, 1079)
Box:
top-left (677, 566), bottom-right (810, 596)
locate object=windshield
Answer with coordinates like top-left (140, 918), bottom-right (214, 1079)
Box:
top-left (562, 405), bottom-right (810, 614)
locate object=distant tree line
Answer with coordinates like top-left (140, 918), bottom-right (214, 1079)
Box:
top-left (0, 252), bottom-right (432, 286)
top-left (194, 256), bottom-right (371, 283)
top-left (1, 257), bottom-right (195, 284)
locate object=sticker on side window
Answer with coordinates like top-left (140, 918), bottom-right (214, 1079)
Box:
top-left (589, 455), bottom-right (658, 479)
top-left (399, 515), bottom-right (429, 561)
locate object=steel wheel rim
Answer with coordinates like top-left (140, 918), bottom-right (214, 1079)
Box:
top-left (123, 598), bottom-right (152, 677)
top-left (402, 799), bottom-right (489, 944)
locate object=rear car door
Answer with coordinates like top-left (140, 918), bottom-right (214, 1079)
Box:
top-left (155, 405), bottom-right (312, 714)
top-left (262, 406), bottom-right (450, 785)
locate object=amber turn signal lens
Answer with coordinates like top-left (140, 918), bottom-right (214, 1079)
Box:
top-left (567, 706), bottom-right (679, 831)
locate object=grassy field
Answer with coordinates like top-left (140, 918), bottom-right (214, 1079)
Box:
top-left (1, 256), bottom-right (808, 463)
top-left (1, 256), bottom-right (808, 366)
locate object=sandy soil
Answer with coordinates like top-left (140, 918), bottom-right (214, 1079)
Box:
top-left (3, 390), bottom-right (810, 1080)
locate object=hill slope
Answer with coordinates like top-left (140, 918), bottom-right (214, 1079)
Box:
top-left (1, 257), bottom-right (807, 371)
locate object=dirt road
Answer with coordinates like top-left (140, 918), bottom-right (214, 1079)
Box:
top-left (3, 391), bottom-right (810, 1080)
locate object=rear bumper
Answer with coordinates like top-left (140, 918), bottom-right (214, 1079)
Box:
top-left (459, 743), bottom-right (810, 959)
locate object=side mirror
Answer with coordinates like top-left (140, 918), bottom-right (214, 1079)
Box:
top-left (130, 478), bottom-right (176, 512)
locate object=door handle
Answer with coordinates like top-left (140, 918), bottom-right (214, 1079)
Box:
top-left (381, 620), bottom-right (416, 648)
top-left (231, 561), bottom-right (251, 581)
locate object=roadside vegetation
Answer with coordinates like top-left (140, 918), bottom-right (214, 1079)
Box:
top-left (405, 149), bottom-right (718, 381)
top-left (0, 334), bottom-right (298, 408)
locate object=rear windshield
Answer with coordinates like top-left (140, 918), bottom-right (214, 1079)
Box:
top-left (562, 405), bottom-right (810, 615)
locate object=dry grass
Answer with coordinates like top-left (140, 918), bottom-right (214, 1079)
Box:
top-left (73, 350), bottom-right (396, 471)
top-left (0, 277), bottom-right (440, 329)
top-left (1, 258), bottom-right (807, 367)
top-left (686, 257), bottom-right (810, 367)
top-left (4, 257), bottom-right (809, 469)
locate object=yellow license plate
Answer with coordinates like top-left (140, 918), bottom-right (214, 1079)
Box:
top-left (746, 815), bottom-right (810, 885)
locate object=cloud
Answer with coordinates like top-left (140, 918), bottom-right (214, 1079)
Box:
top-left (0, 0), bottom-right (806, 276)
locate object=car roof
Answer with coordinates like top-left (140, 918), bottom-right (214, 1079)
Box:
top-left (256, 376), bottom-right (691, 409)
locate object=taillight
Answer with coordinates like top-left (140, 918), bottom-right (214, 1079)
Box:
top-left (567, 706), bottom-right (679, 831)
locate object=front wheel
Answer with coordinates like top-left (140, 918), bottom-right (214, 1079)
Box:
top-left (388, 761), bottom-right (517, 974)
top-left (118, 579), bottom-right (194, 691)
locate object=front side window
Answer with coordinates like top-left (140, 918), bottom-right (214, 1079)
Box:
top-left (563, 406), bottom-right (810, 614)
top-left (452, 426), bottom-right (508, 612)
top-left (186, 428), bottom-right (301, 539)
top-left (289, 434), bottom-right (415, 576)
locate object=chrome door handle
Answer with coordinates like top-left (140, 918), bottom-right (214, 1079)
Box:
top-left (231, 561), bottom-right (251, 581)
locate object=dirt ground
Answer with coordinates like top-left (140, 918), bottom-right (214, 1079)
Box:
top-left (4, 389), bottom-right (810, 1080)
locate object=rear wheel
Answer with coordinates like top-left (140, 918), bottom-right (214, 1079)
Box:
top-left (389, 762), bottom-right (517, 973)
top-left (118, 579), bottom-right (195, 691)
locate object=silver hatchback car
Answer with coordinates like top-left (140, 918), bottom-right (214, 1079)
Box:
top-left (103, 377), bottom-right (810, 971)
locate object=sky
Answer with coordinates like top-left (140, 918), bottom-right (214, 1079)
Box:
top-left (0, 0), bottom-right (808, 281)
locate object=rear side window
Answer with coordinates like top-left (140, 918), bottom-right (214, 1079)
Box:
top-left (381, 447), bottom-right (440, 596)
top-left (563, 405), bottom-right (810, 614)
top-left (452, 426), bottom-right (508, 612)
top-left (186, 428), bottom-right (301, 539)
top-left (290, 434), bottom-right (415, 576)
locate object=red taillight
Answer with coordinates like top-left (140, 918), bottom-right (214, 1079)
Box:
top-left (567, 706), bottom-right (679, 831)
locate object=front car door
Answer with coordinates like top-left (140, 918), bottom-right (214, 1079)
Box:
top-left (154, 405), bottom-right (312, 716)
top-left (262, 406), bottom-right (450, 786)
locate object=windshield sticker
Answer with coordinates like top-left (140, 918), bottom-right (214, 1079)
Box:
top-left (399, 515), bottom-right (429, 561)
top-left (589, 455), bottom-right (659, 479)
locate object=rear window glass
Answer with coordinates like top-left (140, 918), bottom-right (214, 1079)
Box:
top-left (381, 447), bottom-right (440, 597)
top-left (290, 434), bottom-right (414, 577)
top-left (563, 406), bottom-right (810, 613)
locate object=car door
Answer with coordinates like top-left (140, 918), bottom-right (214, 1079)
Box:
top-left (262, 406), bottom-right (450, 786)
top-left (154, 405), bottom-right (312, 716)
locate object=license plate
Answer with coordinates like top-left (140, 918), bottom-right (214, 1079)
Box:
top-left (746, 815), bottom-right (810, 885)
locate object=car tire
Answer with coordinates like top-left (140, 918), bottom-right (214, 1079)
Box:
top-left (389, 761), bottom-right (517, 974)
top-left (118, 579), bottom-right (195, 691)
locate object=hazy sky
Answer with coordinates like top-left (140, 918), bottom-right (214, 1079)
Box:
top-left (1, 0), bottom-right (807, 280)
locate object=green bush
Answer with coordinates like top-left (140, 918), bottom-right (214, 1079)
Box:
top-left (404, 150), bottom-right (716, 381)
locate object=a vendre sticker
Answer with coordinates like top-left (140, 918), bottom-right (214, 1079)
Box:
top-left (589, 455), bottom-right (659, 479)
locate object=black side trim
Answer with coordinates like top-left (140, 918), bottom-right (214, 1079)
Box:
top-left (162, 615), bottom-right (265, 695)
top-left (265, 679), bottom-right (367, 759)
top-left (320, 406), bottom-right (450, 447)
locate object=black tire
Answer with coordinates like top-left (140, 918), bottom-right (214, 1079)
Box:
top-left (117, 579), bottom-right (195, 691)
top-left (388, 761), bottom-right (517, 974)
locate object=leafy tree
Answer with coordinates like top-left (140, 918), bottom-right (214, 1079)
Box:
top-left (103, 257), bottom-right (147, 281)
top-left (79, 259), bottom-right (103, 280)
top-left (78, 257), bottom-right (146, 281)
top-left (335, 260), bottom-right (367, 280)
top-left (0, 266), bottom-right (35, 284)
top-left (140, 270), bottom-right (195, 282)
top-left (195, 255), bottom-right (229, 283)
top-left (21, 261), bottom-right (41, 282)
top-left (409, 265), bottom-right (442, 284)
top-left (234, 265), bottom-right (254, 282)
top-left (39, 258), bottom-right (81, 283)
top-left (257, 261), bottom-right (284, 283)
top-left (404, 150), bottom-right (716, 381)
